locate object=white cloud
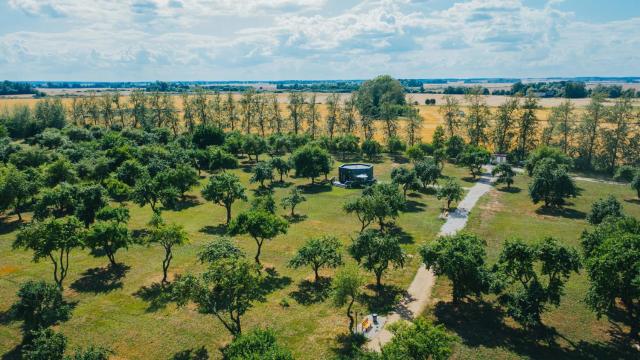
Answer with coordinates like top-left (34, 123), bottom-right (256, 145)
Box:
top-left (1, 0), bottom-right (639, 80)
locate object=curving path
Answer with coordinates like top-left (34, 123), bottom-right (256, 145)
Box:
top-left (366, 168), bottom-right (495, 351)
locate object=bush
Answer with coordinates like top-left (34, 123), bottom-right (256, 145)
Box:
top-left (587, 196), bottom-right (624, 225)
top-left (614, 165), bottom-right (637, 183)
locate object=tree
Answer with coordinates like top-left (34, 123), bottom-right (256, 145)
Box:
top-left (437, 180), bottom-right (463, 211)
top-left (549, 100), bottom-right (575, 154)
top-left (146, 214), bottom-right (189, 284)
top-left (192, 124), bottom-right (225, 149)
top-left (405, 105), bottom-right (423, 146)
top-left (465, 88), bottom-right (490, 147)
top-left (633, 172), bottom-right (640, 199)
top-left (269, 157), bottom-right (290, 182)
top-left (173, 258), bottom-right (264, 336)
top-left (85, 220), bottom-right (132, 267)
top-left (576, 94), bottom-right (606, 170)
top-left (0, 164), bottom-right (40, 221)
top-left (228, 210), bottom-right (288, 265)
top-left (290, 145), bottom-right (332, 184)
top-left (391, 166), bottom-right (418, 198)
top-left (445, 135), bottom-right (465, 162)
top-left (343, 196), bottom-right (376, 233)
top-left (361, 139), bottom-right (382, 160)
top-left (459, 146), bottom-right (490, 179)
top-left (66, 346), bottom-right (113, 360)
top-left (251, 193), bottom-right (276, 214)
top-left (492, 163), bottom-right (516, 190)
top-left (104, 178), bottom-right (130, 204)
top-left (362, 183), bottom-right (405, 231)
top-left (354, 75), bottom-right (406, 120)
top-left (198, 236), bottom-right (244, 264)
top-left (421, 232), bottom-right (490, 304)
top-left (289, 236), bottom-right (343, 283)
top-left (332, 265), bottom-right (364, 333)
top-left (439, 95), bottom-right (462, 138)
top-left (280, 187), bottom-right (306, 217)
top-left (349, 229), bottom-right (405, 288)
top-left (335, 134), bottom-right (359, 160)
top-left (376, 318), bottom-right (454, 360)
top-left (222, 328), bottom-right (293, 360)
top-left (22, 328), bottom-right (66, 360)
top-left (44, 158), bottom-right (77, 186)
top-left (75, 184), bottom-right (107, 227)
top-left (414, 158), bottom-right (440, 189)
top-left (587, 196), bottom-right (623, 225)
top-left (528, 158), bottom-right (577, 208)
top-left (242, 134), bottom-right (268, 162)
top-left (158, 164), bottom-right (199, 201)
top-left (493, 237), bottom-right (581, 330)
top-left (250, 161), bottom-right (274, 188)
top-left (516, 93), bottom-right (540, 160)
top-left (10, 281), bottom-right (71, 334)
top-left (14, 216), bottom-right (84, 288)
top-left (525, 146), bottom-right (572, 176)
top-left (581, 216), bottom-right (640, 338)
top-left (288, 93), bottom-right (305, 135)
top-left (201, 172), bottom-right (247, 225)
top-left (34, 183), bottom-right (78, 220)
top-left (492, 97), bottom-right (519, 154)
top-left (131, 172), bottom-right (163, 213)
top-left (601, 96), bottom-right (634, 173)
top-left (202, 146), bottom-right (238, 173)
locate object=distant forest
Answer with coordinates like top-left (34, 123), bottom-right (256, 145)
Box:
top-left (0, 81), bottom-right (43, 96)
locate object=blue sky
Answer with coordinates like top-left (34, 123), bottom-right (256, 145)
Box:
top-left (1, 0), bottom-right (639, 81)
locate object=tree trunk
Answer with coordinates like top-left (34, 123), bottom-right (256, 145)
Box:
top-left (254, 238), bottom-right (263, 265)
top-left (162, 247), bottom-right (172, 284)
top-left (313, 266), bottom-right (320, 283)
top-left (225, 205), bottom-right (232, 225)
top-left (346, 297), bottom-right (355, 333)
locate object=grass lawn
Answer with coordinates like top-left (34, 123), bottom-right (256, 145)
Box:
top-left (425, 171), bottom-right (640, 359)
top-left (0, 155), bottom-right (469, 359)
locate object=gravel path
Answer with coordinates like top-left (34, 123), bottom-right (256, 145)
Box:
top-left (366, 169), bottom-right (495, 351)
top-left (512, 167), bottom-right (625, 186)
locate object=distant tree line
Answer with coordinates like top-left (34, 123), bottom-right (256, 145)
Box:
top-left (0, 81), bottom-right (43, 96)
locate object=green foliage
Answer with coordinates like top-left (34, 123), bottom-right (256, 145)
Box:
top-left (289, 235), bottom-right (343, 283)
top-left (116, 159), bottom-right (145, 186)
top-left (459, 146), bottom-right (490, 179)
top-left (343, 195), bottom-right (376, 232)
top-left (10, 280), bottom-right (71, 333)
top-left (414, 158), bottom-right (440, 189)
top-left (525, 146), bottom-right (572, 176)
top-left (44, 158), bottom-right (78, 186)
top-left (445, 135), bottom-right (465, 162)
top-left (391, 166), bottom-right (418, 198)
top-left (250, 161), bottom-right (274, 188)
top-left (173, 258), bottom-right (264, 336)
top-left (354, 75), bottom-right (406, 119)
top-left (361, 139), bottom-right (382, 160)
top-left (65, 346), bottom-right (113, 360)
top-left (375, 318), bottom-right (455, 360)
top-left (222, 328), bottom-right (293, 360)
top-left (632, 172), bottom-right (640, 199)
top-left (491, 163), bottom-right (516, 189)
top-left (251, 193), bottom-right (276, 214)
top-left (361, 182), bottom-right (405, 231)
top-left (85, 220), bottom-right (132, 266)
top-left (290, 144), bottom-right (332, 184)
top-left (386, 136), bottom-right (406, 154)
top-left (201, 172), bottom-right (247, 225)
top-left (198, 237), bottom-right (244, 264)
top-left (0, 164), bottom-right (40, 221)
top-left (34, 182), bottom-right (78, 220)
top-left (104, 178), bottom-right (131, 204)
top-left (528, 158), bottom-right (577, 208)
top-left (280, 187), bottom-right (306, 217)
top-left (332, 265), bottom-right (365, 332)
top-left (586, 195), bottom-right (623, 225)
top-left (349, 229), bottom-right (405, 288)
top-left (146, 215), bottom-right (189, 283)
top-left (192, 124), bottom-right (225, 149)
top-left (613, 165), bottom-right (636, 182)
top-left (269, 157), bottom-right (290, 182)
top-left (242, 134), bottom-right (268, 162)
top-left (204, 146), bottom-right (239, 172)
top-left (157, 164), bottom-right (199, 199)
top-left (228, 210), bottom-right (288, 265)
top-left (14, 216), bottom-right (85, 287)
top-left (436, 179), bottom-right (463, 210)
top-left (581, 216), bottom-right (640, 338)
top-left (22, 328), bottom-right (66, 360)
top-left (335, 134), bottom-right (360, 159)
top-left (421, 232), bottom-right (490, 304)
top-left (493, 237), bottom-right (581, 329)
top-left (75, 184), bottom-right (108, 227)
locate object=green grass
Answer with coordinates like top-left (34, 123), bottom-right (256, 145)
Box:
top-left (425, 172), bottom-right (640, 359)
top-left (0, 155), bottom-right (464, 359)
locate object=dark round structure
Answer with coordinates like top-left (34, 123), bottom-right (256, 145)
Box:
top-left (338, 163), bottom-right (375, 187)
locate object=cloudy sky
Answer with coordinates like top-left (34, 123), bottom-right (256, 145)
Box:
top-left (1, 0), bottom-right (639, 81)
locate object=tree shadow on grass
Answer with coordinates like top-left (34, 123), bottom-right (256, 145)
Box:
top-left (0, 219), bottom-right (22, 235)
top-left (271, 181), bottom-right (293, 188)
top-left (330, 332), bottom-right (367, 359)
top-left (391, 154), bottom-right (409, 164)
top-left (299, 183), bottom-right (332, 194)
top-left (404, 200), bottom-right (426, 213)
top-left (71, 263), bottom-right (130, 293)
top-left (498, 186), bottom-right (521, 193)
top-left (1, 344), bottom-right (22, 360)
top-left (289, 277), bottom-right (332, 305)
top-left (199, 224), bottom-right (227, 236)
top-left (535, 206), bottom-right (586, 220)
top-left (172, 196), bottom-right (202, 211)
top-left (134, 282), bottom-right (175, 312)
top-left (387, 224), bottom-right (414, 244)
top-left (433, 299), bottom-right (637, 360)
top-left (259, 267), bottom-right (292, 296)
top-left (171, 346), bottom-right (210, 360)
top-left (284, 214), bottom-right (307, 223)
top-left (361, 284), bottom-right (406, 314)
top-left (624, 198), bottom-right (640, 205)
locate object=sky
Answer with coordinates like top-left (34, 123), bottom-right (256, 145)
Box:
top-left (0, 0), bottom-right (639, 81)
